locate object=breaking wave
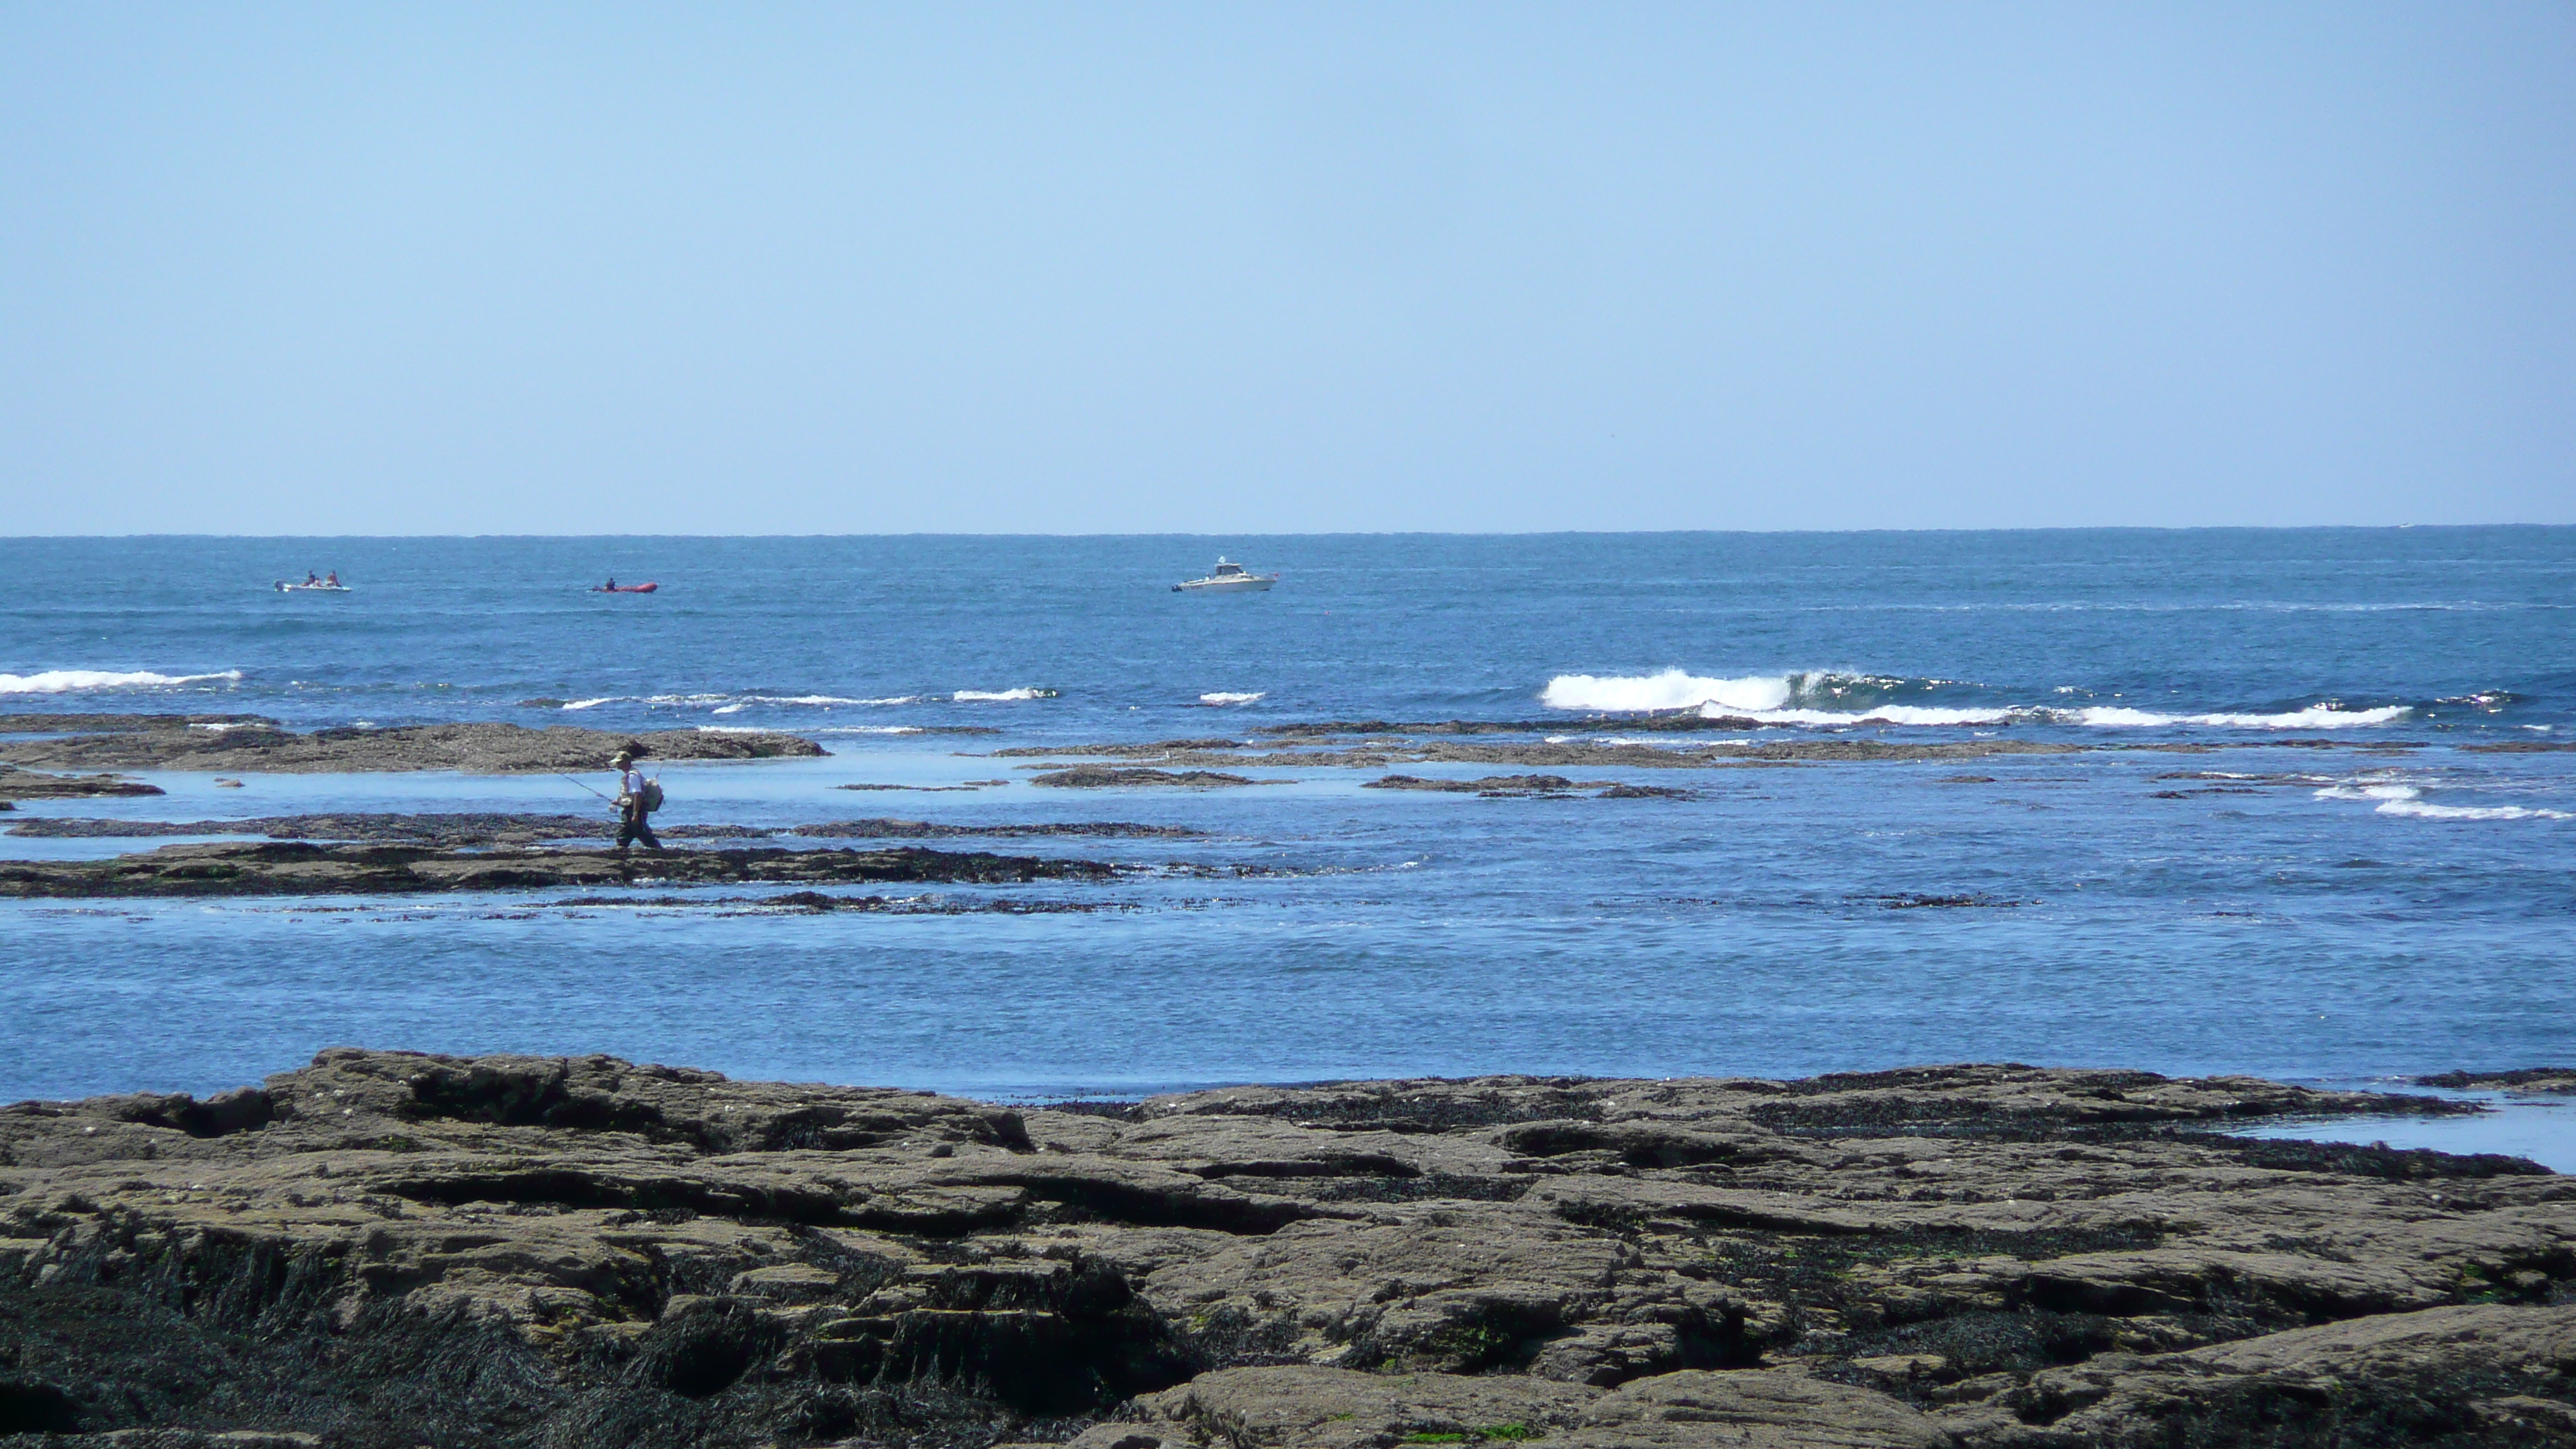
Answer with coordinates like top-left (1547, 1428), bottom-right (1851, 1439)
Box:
top-left (0, 668), bottom-right (244, 694)
top-left (953, 688), bottom-right (1056, 702)
top-left (560, 692), bottom-right (923, 711)
top-left (1717, 705), bottom-right (2016, 727)
top-left (1541, 670), bottom-right (2416, 730)
top-left (710, 694), bottom-right (884, 714)
top-left (1543, 670), bottom-right (1797, 713)
top-left (1201, 692), bottom-right (1265, 706)
top-left (2315, 783), bottom-right (2570, 820)
top-left (2072, 704), bottom-right (2410, 729)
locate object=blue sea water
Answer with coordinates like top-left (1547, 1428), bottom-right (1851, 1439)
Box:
top-left (2, 529), bottom-right (2571, 1105)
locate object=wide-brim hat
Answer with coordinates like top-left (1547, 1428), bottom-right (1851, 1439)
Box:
top-left (610, 749), bottom-right (634, 764)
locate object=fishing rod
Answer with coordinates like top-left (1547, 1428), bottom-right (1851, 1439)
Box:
top-left (557, 772), bottom-right (616, 803)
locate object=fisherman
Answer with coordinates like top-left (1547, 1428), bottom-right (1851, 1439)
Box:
top-left (610, 747), bottom-right (662, 851)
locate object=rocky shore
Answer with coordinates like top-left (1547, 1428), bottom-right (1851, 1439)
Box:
top-left (0, 842), bottom-right (1118, 899)
top-left (984, 731), bottom-right (2431, 776)
top-left (0, 765), bottom-right (162, 801)
top-left (5, 814), bottom-right (1204, 846)
top-left (0, 718), bottom-right (821, 775)
top-left (1, 1053), bottom-right (2566, 1447)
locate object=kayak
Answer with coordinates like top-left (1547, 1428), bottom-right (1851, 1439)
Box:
top-left (275, 581), bottom-right (350, 592)
top-left (592, 583), bottom-right (659, 594)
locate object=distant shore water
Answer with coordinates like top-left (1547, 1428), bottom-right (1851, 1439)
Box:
top-left (2, 529), bottom-right (2570, 1106)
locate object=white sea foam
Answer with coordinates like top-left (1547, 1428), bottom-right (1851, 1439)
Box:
top-left (2314, 783), bottom-right (2570, 820)
top-left (2314, 784), bottom-right (2421, 803)
top-left (1543, 670), bottom-right (1795, 713)
top-left (0, 668), bottom-right (243, 694)
top-left (953, 688), bottom-right (1050, 702)
top-left (2074, 704), bottom-right (2408, 729)
top-left (717, 694), bottom-right (879, 711)
top-left (1714, 705), bottom-right (2016, 727)
top-left (570, 691), bottom-right (909, 713)
top-left (811, 725), bottom-right (925, 735)
top-left (1201, 692), bottom-right (1265, 705)
top-left (1541, 669), bottom-right (2413, 731)
top-left (2378, 800), bottom-right (2571, 820)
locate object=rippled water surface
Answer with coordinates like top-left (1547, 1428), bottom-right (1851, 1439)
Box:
top-left (3, 529), bottom-right (2571, 1103)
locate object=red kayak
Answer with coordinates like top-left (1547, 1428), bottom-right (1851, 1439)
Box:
top-left (592, 582), bottom-right (658, 594)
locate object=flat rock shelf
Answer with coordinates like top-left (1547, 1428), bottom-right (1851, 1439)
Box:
top-left (0, 1055), bottom-right (2567, 1447)
top-left (0, 719), bottom-right (822, 774)
top-left (0, 842), bottom-right (1118, 898)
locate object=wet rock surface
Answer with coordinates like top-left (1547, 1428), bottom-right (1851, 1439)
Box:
top-left (8, 813), bottom-right (658, 846)
top-left (980, 730), bottom-right (2439, 776)
top-left (2417, 1070), bottom-right (2576, 1094)
top-left (6, 814), bottom-right (1204, 846)
top-left (0, 721), bottom-right (822, 775)
top-left (1026, 767), bottom-right (1261, 790)
top-left (1363, 775), bottom-right (1612, 793)
top-left (994, 741), bottom-right (2063, 772)
top-left (0, 842), bottom-right (1118, 899)
top-left (1, 1055), bottom-right (2567, 1447)
top-left (0, 713), bottom-right (282, 735)
top-left (0, 766), bottom-right (163, 800)
top-left (1361, 776), bottom-right (1700, 800)
top-left (790, 820), bottom-right (1208, 841)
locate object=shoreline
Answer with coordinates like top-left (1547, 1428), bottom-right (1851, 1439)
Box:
top-left (1, 1053), bottom-right (2567, 1447)
top-left (0, 840), bottom-right (1121, 899)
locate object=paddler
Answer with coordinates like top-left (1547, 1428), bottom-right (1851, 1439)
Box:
top-left (610, 747), bottom-right (662, 851)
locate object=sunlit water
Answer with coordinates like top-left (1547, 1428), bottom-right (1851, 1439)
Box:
top-left (3, 531), bottom-right (2571, 1126)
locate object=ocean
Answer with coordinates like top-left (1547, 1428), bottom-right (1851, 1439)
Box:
top-left (2, 529), bottom-right (2571, 1106)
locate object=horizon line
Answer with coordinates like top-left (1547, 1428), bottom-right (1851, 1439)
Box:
top-left (8, 523), bottom-right (2570, 542)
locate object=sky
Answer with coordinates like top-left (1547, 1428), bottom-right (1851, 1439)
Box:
top-left (2, 4), bottom-right (2571, 535)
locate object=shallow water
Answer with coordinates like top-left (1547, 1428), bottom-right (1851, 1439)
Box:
top-left (3, 529), bottom-right (2571, 1110)
top-left (2233, 1090), bottom-right (2576, 1173)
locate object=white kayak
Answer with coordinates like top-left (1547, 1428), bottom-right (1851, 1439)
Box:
top-left (275, 581), bottom-right (351, 592)
top-left (1173, 557), bottom-right (1277, 593)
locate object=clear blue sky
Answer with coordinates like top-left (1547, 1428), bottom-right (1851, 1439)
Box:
top-left (4, 4), bottom-right (2570, 534)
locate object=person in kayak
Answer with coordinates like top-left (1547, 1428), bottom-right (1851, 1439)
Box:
top-left (604, 577), bottom-right (616, 591)
top-left (304, 570), bottom-right (320, 586)
top-left (324, 570), bottom-right (339, 587)
top-left (610, 748), bottom-right (662, 851)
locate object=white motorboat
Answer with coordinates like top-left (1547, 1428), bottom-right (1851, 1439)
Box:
top-left (1172, 557), bottom-right (1277, 593)
top-left (274, 581), bottom-right (351, 593)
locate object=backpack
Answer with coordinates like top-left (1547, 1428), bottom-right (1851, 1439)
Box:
top-left (637, 777), bottom-right (664, 814)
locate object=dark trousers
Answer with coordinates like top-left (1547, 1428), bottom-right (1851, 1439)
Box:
top-left (616, 809), bottom-right (661, 851)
